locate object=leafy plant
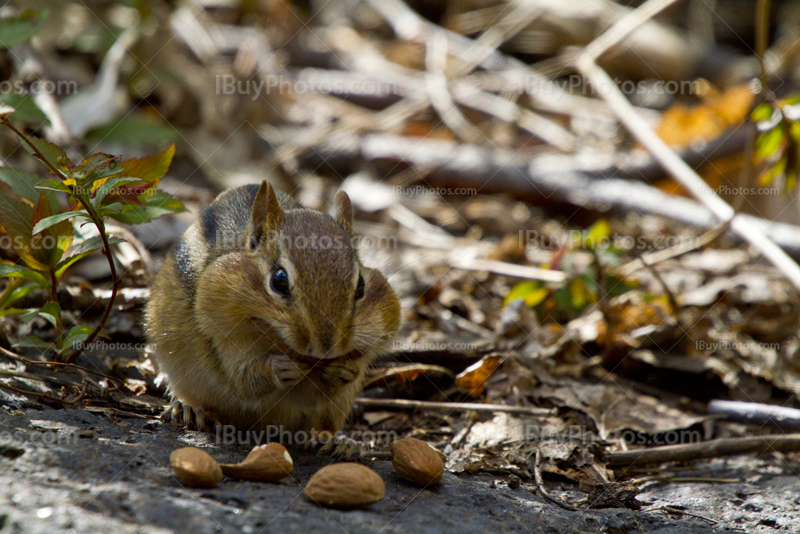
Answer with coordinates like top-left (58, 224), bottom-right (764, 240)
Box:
top-left (0, 104), bottom-right (184, 362)
top-left (752, 96), bottom-right (800, 191)
top-left (504, 219), bottom-right (637, 321)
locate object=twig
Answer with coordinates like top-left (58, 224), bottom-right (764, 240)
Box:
top-left (0, 380), bottom-right (84, 405)
top-left (534, 449), bottom-right (580, 511)
top-left (354, 397), bottom-right (554, 416)
top-left (0, 337), bottom-right (123, 391)
top-left (605, 434), bottom-right (800, 468)
top-left (573, 4), bottom-right (800, 291)
top-left (629, 250), bottom-right (679, 314)
top-left (579, 0), bottom-right (682, 62)
top-left (425, 31), bottom-right (484, 144)
top-left (707, 400), bottom-right (800, 432)
top-left (450, 256), bottom-right (567, 283)
top-left (615, 223), bottom-right (729, 278)
top-left (444, 0), bottom-right (544, 79)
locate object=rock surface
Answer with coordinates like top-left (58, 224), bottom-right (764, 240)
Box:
top-left (0, 406), bottom-right (795, 533)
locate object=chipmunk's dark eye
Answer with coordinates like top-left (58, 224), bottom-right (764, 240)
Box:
top-left (271, 267), bottom-right (290, 298)
top-left (355, 274), bottom-right (365, 300)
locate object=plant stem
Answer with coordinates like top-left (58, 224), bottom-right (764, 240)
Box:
top-left (63, 200), bottom-right (118, 363)
top-left (0, 118), bottom-right (121, 364)
top-left (48, 266), bottom-right (63, 343)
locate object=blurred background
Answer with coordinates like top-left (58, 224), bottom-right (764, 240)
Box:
top-left (2, 0), bottom-right (800, 431)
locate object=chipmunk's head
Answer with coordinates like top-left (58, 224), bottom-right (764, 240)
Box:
top-left (243, 181), bottom-right (399, 362)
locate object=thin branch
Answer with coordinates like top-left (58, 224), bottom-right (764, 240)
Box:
top-left (580, 0), bottom-right (682, 62)
top-left (534, 449), bottom-right (580, 511)
top-left (605, 434), bottom-right (800, 468)
top-left (354, 397), bottom-right (554, 416)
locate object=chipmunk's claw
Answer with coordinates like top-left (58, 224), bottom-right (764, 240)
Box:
top-left (306, 433), bottom-right (366, 461)
top-left (161, 401), bottom-right (222, 433)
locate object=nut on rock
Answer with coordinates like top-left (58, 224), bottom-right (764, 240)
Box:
top-left (390, 437), bottom-right (444, 486)
top-left (304, 463), bottom-right (385, 508)
top-left (170, 447), bottom-right (223, 488)
top-left (220, 443), bottom-right (293, 482)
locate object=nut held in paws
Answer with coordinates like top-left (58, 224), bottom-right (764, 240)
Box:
top-left (390, 437), bottom-right (444, 486)
top-left (304, 463), bottom-right (385, 508)
top-left (170, 447), bottom-right (223, 488)
top-left (220, 443), bottom-right (294, 482)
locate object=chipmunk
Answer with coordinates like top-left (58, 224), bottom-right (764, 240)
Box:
top-left (145, 181), bottom-right (400, 443)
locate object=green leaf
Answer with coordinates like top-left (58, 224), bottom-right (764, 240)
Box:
top-left (62, 325), bottom-right (94, 350)
top-left (0, 94), bottom-right (48, 125)
top-left (31, 210), bottom-right (89, 235)
top-left (29, 192), bottom-right (73, 268)
top-left (0, 283), bottom-right (38, 310)
top-left (0, 263), bottom-right (48, 288)
top-left (107, 190), bottom-right (185, 224)
top-left (0, 167), bottom-right (43, 201)
top-left (0, 10), bottom-right (48, 48)
top-left (21, 135), bottom-right (68, 169)
top-left (751, 103), bottom-right (773, 123)
top-left (583, 219), bottom-right (610, 250)
top-left (20, 301), bottom-right (60, 328)
top-left (76, 153), bottom-right (122, 188)
top-left (504, 280), bottom-right (549, 308)
top-left (755, 124), bottom-right (785, 161)
top-left (91, 177), bottom-right (142, 208)
top-left (55, 235), bottom-right (125, 279)
top-left (98, 203), bottom-right (123, 216)
top-left (35, 179), bottom-right (72, 194)
top-left (118, 144), bottom-right (176, 182)
top-left (86, 114), bottom-right (181, 147)
top-left (14, 335), bottom-right (51, 349)
top-left (0, 308), bottom-right (27, 318)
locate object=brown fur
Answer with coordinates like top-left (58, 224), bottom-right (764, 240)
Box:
top-left (145, 181), bottom-right (400, 433)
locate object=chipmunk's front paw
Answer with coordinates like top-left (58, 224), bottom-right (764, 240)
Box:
top-left (306, 432), bottom-right (366, 461)
top-left (319, 357), bottom-right (361, 389)
top-left (270, 354), bottom-right (310, 389)
top-left (161, 401), bottom-right (221, 432)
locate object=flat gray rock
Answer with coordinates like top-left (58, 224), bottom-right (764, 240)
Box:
top-left (1, 406), bottom-right (789, 533)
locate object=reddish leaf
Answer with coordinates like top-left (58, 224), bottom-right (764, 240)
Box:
top-left (118, 144), bottom-right (175, 183)
top-left (455, 354), bottom-right (503, 397)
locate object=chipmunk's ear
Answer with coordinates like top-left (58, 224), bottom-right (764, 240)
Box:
top-left (248, 181), bottom-right (283, 250)
top-left (334, 190), bottom-right (353, 235)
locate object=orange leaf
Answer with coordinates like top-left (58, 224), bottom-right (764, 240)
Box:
top-left (455, 354), bottom-right (503, 397)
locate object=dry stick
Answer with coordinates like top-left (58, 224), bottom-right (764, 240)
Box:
top-left (534, 449), bottom-right (580, 511)
top-left (0, 346), bottom-right (124, 390)
top-left (444, 1), bottom-right (544, 79)
top-left (615, 223), bottom-right (729, 278)
top-left (605, 434), bottom-right (800, 468)
top-left (579, 0), bottom-right (682, 62)
top-left (366, 0), bottom-right (577, 150)
top-left (573, 11), bottom-right (800, 291)
top-left (425, 31), bottom-right (484, 144)
top-left (354, 397), bottom-right (554, 417)
top-left (450, 257), bottom-right (567, 283)
top-left (707, 400), bottom-right (800, 432)
top-left (0, 119), bottom-right (121, 363)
